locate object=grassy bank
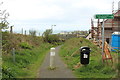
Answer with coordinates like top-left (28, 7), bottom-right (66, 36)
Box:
top-left (59, 38), bottom-right (118, 78)
top-left (2, 32), bottom-right (54, 78)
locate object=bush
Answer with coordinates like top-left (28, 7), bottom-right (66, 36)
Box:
top-left (2, 66), bottom-right (15, 78)
top-left (29, 30), bottom-right (37, 37)
top-left (19, 42), bottom-right (33, 49)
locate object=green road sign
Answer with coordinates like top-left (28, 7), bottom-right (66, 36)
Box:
top-left (94, 14), bottom-right (114, 19)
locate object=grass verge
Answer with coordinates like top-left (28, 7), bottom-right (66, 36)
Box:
top-left (59, 38), bottom-right (118, 78)
top-left (2, 31), bottom-right (63, 78)
top-left (2, 42), bottom-right (53, 78)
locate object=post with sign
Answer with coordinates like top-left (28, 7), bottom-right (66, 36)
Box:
top-left (50, 47), bottom-right (55, 69)
top-left (94, 14), bottom-right (114, 54)
top-left (101, 19), bottom-right (105, 54)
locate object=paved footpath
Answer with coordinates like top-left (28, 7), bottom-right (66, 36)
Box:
top-left (38, 46), bottom-right (76, 78)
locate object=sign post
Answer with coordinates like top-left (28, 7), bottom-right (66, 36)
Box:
top-left (94, 14), bottom-right (114, 54)
top-left (101, 19), bottom-right (105, 55)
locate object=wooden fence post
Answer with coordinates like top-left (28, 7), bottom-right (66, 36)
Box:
top-left (10, 26), bottom-right (13, 33)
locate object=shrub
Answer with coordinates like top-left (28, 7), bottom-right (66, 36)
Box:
top-left (19, 42), bottom-right (33, 49)
top-left (2, 66), bottom-right (15, 78)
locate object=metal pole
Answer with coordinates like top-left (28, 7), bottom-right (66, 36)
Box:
top-left (0, 24), bottom-right (2, 80)
top-left (102, 19), bottom-right (105, 54)
top-left (12, 48), bottom-right (15, 63)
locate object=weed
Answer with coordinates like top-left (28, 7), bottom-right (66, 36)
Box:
top-left (48, 67), bottom-right (57, 70)
top-left (19, 42), bottom-right (33, 49)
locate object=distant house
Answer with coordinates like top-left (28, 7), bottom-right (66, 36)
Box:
top-left (59, 30), bottom-right (88, 39)
top-left (59, 31), bottom-right (68, 35)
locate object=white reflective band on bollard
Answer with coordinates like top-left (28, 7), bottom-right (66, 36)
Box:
top-left (50, 47), bottom-right (55, 69)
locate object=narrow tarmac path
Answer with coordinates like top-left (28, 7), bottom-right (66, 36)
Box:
top-left (38, 46), bottom-right (76, 78)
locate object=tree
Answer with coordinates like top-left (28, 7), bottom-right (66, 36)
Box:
top-left (42, 29), bottom-right (52, 42)
top-left (29, 30), bottom-right (37, 37)
top-left (42, 29), bottom-right (60, 44)
top-left (0, 21), bottom-right (9, 30)
top-left (48, 34), bottom-right (59, 43)
top-left (0, 2), bottom-right (9, 30)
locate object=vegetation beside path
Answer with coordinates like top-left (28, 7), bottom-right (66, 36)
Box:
top-left (59, 38), bottom-right (118, 78)
top-left (2, 31), bottom-right (60, 78)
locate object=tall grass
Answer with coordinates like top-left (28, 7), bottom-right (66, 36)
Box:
top-left (59, 38), bottom-right (118, 78)
top-left (2, 32), bottom-right (54, 78)
top-left (2, 43), bottom-right (53, 78)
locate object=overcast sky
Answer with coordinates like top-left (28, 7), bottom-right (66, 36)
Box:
top-left (1, 0), bottom-right (120, 34)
